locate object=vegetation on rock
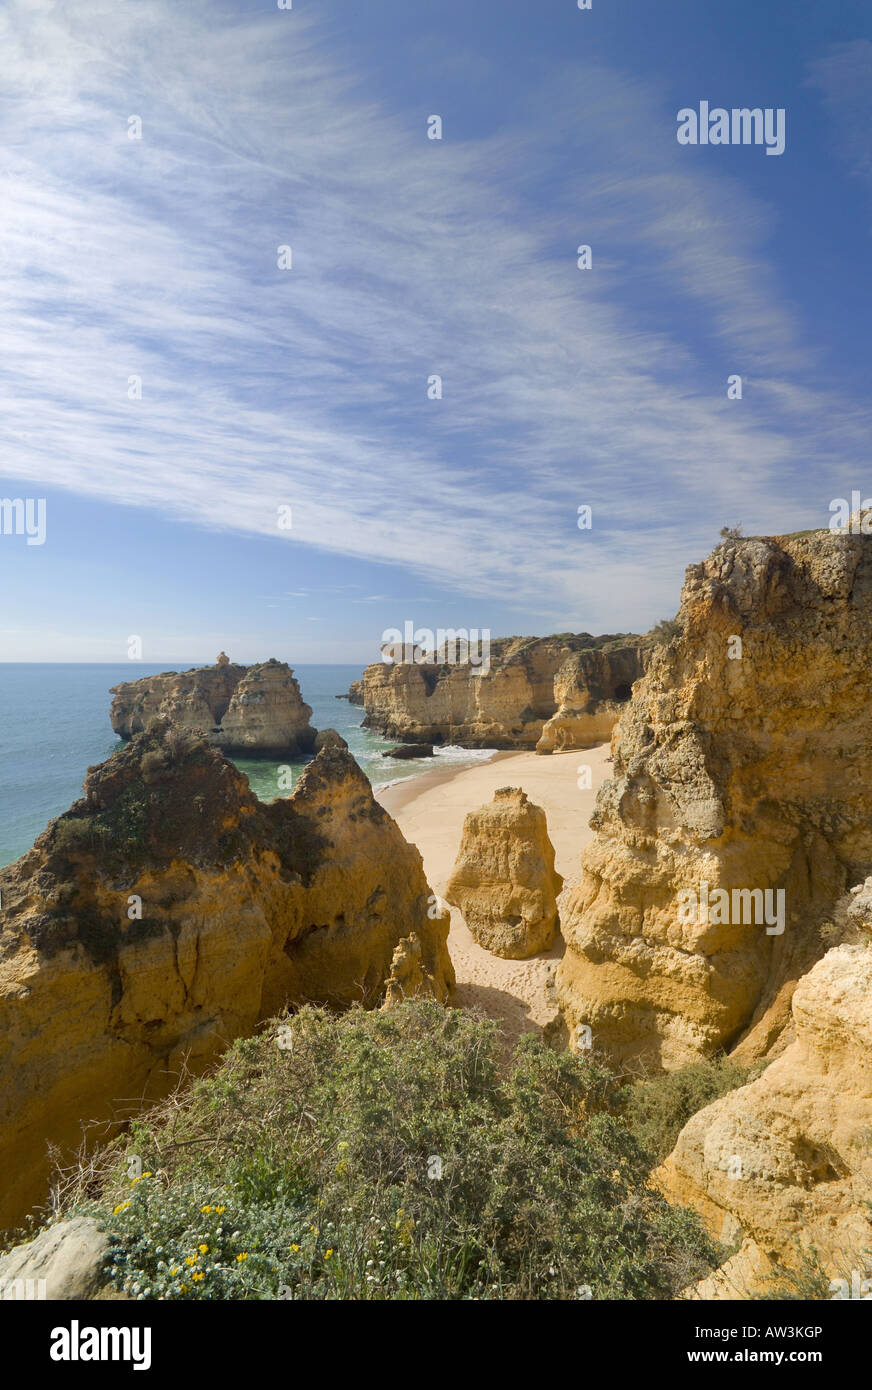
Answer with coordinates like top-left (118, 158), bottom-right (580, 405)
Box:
top-left (59, 1002), bottom-right (721, 1301)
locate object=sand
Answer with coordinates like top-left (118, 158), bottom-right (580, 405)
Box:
top-left (376, 743), bottom-right (613, 1044)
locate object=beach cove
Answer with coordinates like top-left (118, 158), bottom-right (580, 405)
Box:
top-left (378, 742), bottom-right (613, 1044)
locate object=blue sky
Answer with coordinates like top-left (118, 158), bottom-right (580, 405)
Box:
top-left (0, 0), bottom-right (870, 664)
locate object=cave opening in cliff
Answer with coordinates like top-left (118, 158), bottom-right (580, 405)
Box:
top-left (613, 683), bottom-right (633, 702)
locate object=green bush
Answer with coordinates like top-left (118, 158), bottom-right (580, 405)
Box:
top-left (649, 618), bottom-right (681, 645)
top-left (755, 1246), bottom-right (853, 1301)
top-left (67, 1002), bottom-right (721, 1301)
top-left (620, 1055), bottom-right (751, 1165)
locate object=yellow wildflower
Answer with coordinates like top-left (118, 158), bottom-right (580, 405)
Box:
top-left (199, 1244), bottom-right (209, 1255)
top-left (169, 1267), bottom-right (180, 1276)
top-left (185, 1255), bottom-right (198, 1267)
top-left (200, 1205), bottom-right (213, 1214)
top-left (324, 1249), bottom-right (333, 1260)
top-left (236, 1252), bottom-right (248, 1263)
top-left (113, 1201), bottom-right (131, 1215)
top-left (216, 1206), bottom-right (226, 1214)
top-left (290, 1244), bottom-right (300, 1253)
top-left (192, 1272), bottom-right (205, 1283)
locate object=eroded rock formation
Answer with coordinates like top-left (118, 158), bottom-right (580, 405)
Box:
top-left (656, 879), bottom-right (872, 1295)
top-left (110, 658), bottom-right (316, 757)
top-left (446, 787), bottom-right (563, 958)
top-left (536, 645), bottom-right (650, 753)
top-left (359, 634), bottom-right (649, 750)
top-left (382, 932), bottom-right (452, 1009)
top-left (556, 530), bottom-right (872, 1071)
top-left (314, 728), bottom-right (348, 752)
top-left (0, 723), bottom-right (453, 1232)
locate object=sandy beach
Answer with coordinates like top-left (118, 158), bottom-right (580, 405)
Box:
top-left (377, 743), bottom-right (613, 1044)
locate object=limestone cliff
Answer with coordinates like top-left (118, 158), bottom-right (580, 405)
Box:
top-left (360, 634), bottom-right (649, 750)
top-left (109, 657), bottom-right (316, 757)
top-left (536, 645), bottom-right (651, 753)
top-left (446, 787), bottom-right (563, 958)
top-left (557, 530), bottom-right (872, 1070)
top-left (656, 879), bottom-right (872, 1295)
top-left (0, 723), bottom-right (453, 1233)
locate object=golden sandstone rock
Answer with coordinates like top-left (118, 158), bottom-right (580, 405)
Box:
top-left (536, 646), bottom-right (647, 753)
top-left (656, 879), bottom-right (872, 1295)
top-left (446, 787), bottom-right (563, 958)
top-left (382, 932), bottom-right (452, 1009)
top-left (359, 634), bottom-right (648, 751)
top-left (556, 530), bottom-right (872, 1070)
top-left (109, 658), bottom-right (317, 756)
top-left (0, 724), bottom-right (453, 1232)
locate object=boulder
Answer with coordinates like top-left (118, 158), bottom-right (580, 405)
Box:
top-left (385, 744), bottom-right (435, 759)
top-left (0, 1217), bottom-right (119, 1301)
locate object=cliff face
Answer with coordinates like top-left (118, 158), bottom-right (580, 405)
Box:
top-left (360, 634), bottom-right (648, 750)
top-left (109, 658), bottom-right (316, 756)
top-left (0, 723), bottom-right (453, 1232)
top-left (656, 880), bottom-right (872, 1294)
top-left (537, 645), bottom-right (651, 753)
top-left (556, 531), bottom-right (872, 1071)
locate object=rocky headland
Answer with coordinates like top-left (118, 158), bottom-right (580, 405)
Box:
top-left (0, 721), bottom-right (453, 1233)
top-left (110, 657), bottom-right (317, 757)
top-left (357, 632), bottom-right (651, 751)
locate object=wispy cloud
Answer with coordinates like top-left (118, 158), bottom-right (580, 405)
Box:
top-left (807, 41), bottom-right (872, 191)
top-left (0, 0), bottom-right (868, 630)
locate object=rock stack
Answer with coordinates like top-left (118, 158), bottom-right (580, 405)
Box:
top-left (446, 787), bottom-right (563, 958)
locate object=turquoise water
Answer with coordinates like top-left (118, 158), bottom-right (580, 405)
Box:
top-left (0, 664), bottom-right (495, 868)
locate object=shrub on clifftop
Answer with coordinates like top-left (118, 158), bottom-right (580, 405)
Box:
top-left (61, 1001), bottom-right (720, 1300)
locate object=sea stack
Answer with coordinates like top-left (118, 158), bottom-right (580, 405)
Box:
top-left (446, 786), bottom-right (563, 958)
top-left (109, 657), bottom-right (317, 757)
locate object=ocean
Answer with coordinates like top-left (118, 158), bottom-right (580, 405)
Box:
top-left (0, 663), bottom-right (496, 869)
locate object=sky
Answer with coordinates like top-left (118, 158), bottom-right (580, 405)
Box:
top-left (0, 0), bottom-right (870, 664)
